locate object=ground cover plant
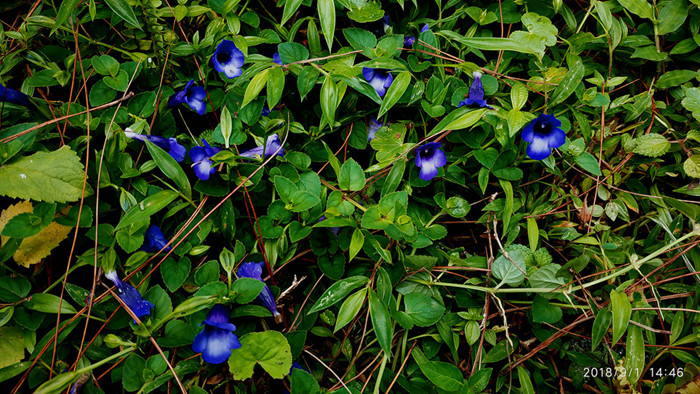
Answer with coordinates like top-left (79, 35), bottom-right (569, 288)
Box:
top-left (1, 0), bottom-right (700, 392)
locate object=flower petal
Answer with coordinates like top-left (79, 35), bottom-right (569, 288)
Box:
top-left (521, 121), bottom-right (535, 143)
top-left (186, 96), bottom-right (206, 115)
top-left (238, 262), bottom-right (264, 280)
top-left (545, 127), bottom-right (566, 149)
top-left (362, 68), bottom-right (375, 82)
top-left (526, 137), bottom-right (552, 160)
top-left (419, 161), bottom-right (439, 181)
top-left (194, 327), bottom-right (241, 364)
top-left (193, 159), bottom-right (214, 180)
top-left (167, 138), bottom-right (186, 162)
top-left (189, 146), bottom-right (208, 163)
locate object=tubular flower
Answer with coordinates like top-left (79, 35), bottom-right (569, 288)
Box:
top-left (457, 71), bottom-right (493, 109)
top-left (521, 113), bottom-right (566, 161)
top-left (382, 15), bottom-right (391, 32)
top-left (363, 68), bottom-right (394, 98)
top-left (415, 142), bottom-right (447, 181)
top-left (189, 139), bottom-right (223, 181)
top-left (237, 262), bottom-right (282, 323)
top-left (167, 80), bottom-right (206, 115)
top-left (141, 225), bottom-right (172, 253)
top-left (104, 271), bottom-right (154, 323)
top-left (211, 39), bottom-right (245, 79)
top-left (239, 134), bottom-right (285, 159)
top-left (0, 83), bottom-right (30, 107)
top-left (124, 129), bottom-right (186, 162)
top-left (192, 304), bottom-right (241, 364)
top-left (367, 117), bottom-right (384, 142)
top-left (403, 36), bottom-right (415, 46)
top-left (272, 52), bottom-right (283, 65)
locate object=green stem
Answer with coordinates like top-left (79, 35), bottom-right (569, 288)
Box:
top-left (373, 355), bottom-right (389, 394)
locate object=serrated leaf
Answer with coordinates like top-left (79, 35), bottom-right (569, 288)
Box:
top-left (633, 133), bottom-right (670, 157)
top-left (0, 147), bottom-right (85, 203)
top-left (684, 156), bottom-right (700, 178)
top-left (682, 87), bottom-right (700, 122)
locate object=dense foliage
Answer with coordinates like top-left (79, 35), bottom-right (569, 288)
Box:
top-left (1, 0), bottom-right (700, 393)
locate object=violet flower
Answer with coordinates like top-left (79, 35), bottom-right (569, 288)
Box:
top-left (0, 83), bottom-right (30, 107)
top-left (211, 39), bottom-right (245, 79)
top-left (273, 52), bottom-right (283, 65)
top-left (168, 80), bottom-right (206, 115)
top-left (319, 216), bottom-right (340, 235)
top-left (192, 304), bottom-right (241, 364)
top-left (104, 270), bottom-right (154, 323)
top-left (363, 68), bottom-right (394, 97)
top-left (239, 134), bottom-right (285, 158)
top-left (404, 36), bottom-right (415, 46)
top-left (237, 262), bottom-right (282, 323)
top-left (189, 139), bottom-right (223, 181)
top-left (415, 142), bottom-right (447, 181)
top-left (521, 114), bottom-right (566, 161)
top-left (124, 129), bottom-right (186, 162)
top-left (140, 225), bottom-right (172, 253)
top-left (457, 71), bottom-right (493, 109)
top-left (368, 118), bottom-right (384, 142)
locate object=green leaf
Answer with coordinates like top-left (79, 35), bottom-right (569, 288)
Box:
top-left (24, 293), bottom-right (76, 314)
top-left (404, 293), bottom-right (445, 327)
top-left (0, 327), bottom-right (25, 369)
top-left (281, 0), bottom-right (304, 25)
top-left (574, 152), bottom-right (602, 176)
top-left (91, 55), bottom-right (120, 76)
top-left (368, 289), bottom-right (393, 357)
top-left (291, 368), bottom-right (320, 394)
top-left (684, 156), bottom-right (700, 178)
top-left (591, 308), bottom-right (612, 351)
top-left (334, 287), bottom-right (367, 332)
top-left (220, 106), bottom-right (233, 149)
top-left (531, 295), bottom-right (562, 323)
top-left (267, 66), bottom-right (285, 109)
top-left (320, 74), bottom-right (338, 127)
top-left (618, 0), bottom-right (654, 19)
top-left (318, 0), bottom-right (336, 51)
top-left (144, 140), bottom-right (191, 199)
top-left (161, 257), bottom-right (191, 293)
top-left (492, 245), bottom-right (531, 286)
top-left (343, 28), bottom-right (377, 50)
top-left (625, 324), bottom-right (645, 385)
top-left (428, 106), bottom-right (487, 137)
top-left (630, 46), bottom-right (668, 61)
top-left (0, 277), bottom-right (31, 302)
top-left (241, 68), bottom-right (270, 109)
top-left (378, 71), bottom-right (410, 117)
top-left (510, 82), bottom-right (528, 111)
top-left (104, 0), bottom-right (143, 29)
top-left (610, 290), bottom-right (631, 345)
top-left (657, 0), bottom-right (687, 35)
top-left (370, 123), bottom-right (411, 163)
top-left (549, 60), bottom-right (584, 107)
top-left (278, 42), bottom-right (309, 63)
top-left (656, 70), bottom-right (698, 89)
top-left (517, 366), bottom-right (535, 394)
top-left (347, 2), bottom-right (385, 23)
top-left (670, 312), bottom-right (684, 344)
top-left (52, 0), bottom-right (81, 35)
top-left (309, 276), bottom-right (369, 313)
top-left (349, 229), bottom-right (364, 262)
top-left (634, 133), bottom-right (670, 157)
top-left (338, 158), bottom-right (365, 191)
top-left (468, 368), bottom-right (493, 392)
top-left (115, 190), bottom-right (178, 231)
top-left (231, 277), bottom-right (266, 304)
top-left (0, 147), bottom-right (85, 203)
top-left (297, 66), bottom-right (320, 101)
top-left (412, 349), bottom-right (465, 391)
top-left (529, 264), bottom-right (566, 294)
top-left (122, 354), bottom-right (146, 391)
top-left (682, 88), bottom-right (700, 122)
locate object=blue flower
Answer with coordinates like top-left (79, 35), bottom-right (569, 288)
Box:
top-left (140, 225), bottom-right (172, 253)
top-left (190, 139), bottom-right (223, 181)
top-left (124, 129), bottom-right (186, 162)
top-left (237, 262), bottom-right (282, 323)
top-left (368, 118), bottom-right (384, 141)
top-left (192, 304), bottom-right (241, 364)
top-left (239, 134), bottom-right (285, 159)
top-left (211, 39), bottom-right (245, 79)
top-left (382, 15), bottom-right (391, 32)
top-left (363, 68), bottom-right (394, 98)
top-left (104, 271), bottom-right (154, 323)
top-left (0, 83), bottom-right (30, 107)
top-left (415, 142), bottom-right (447, 181)
top-left (420, 24), bottom-right (430, 33)
top-left (457, 72), bottom-right (493, 109)
top-left (273, 52), bottom-right (283, 65)
top-left (168, 80), bottom-right (206, 115)
top-left (403, 36), bottom-right (415, 46)
top-left (521, 114), bottom-right (566, 161)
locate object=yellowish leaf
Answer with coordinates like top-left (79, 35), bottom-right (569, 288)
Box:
top-left (0, 201), bottom-right (72, 268)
